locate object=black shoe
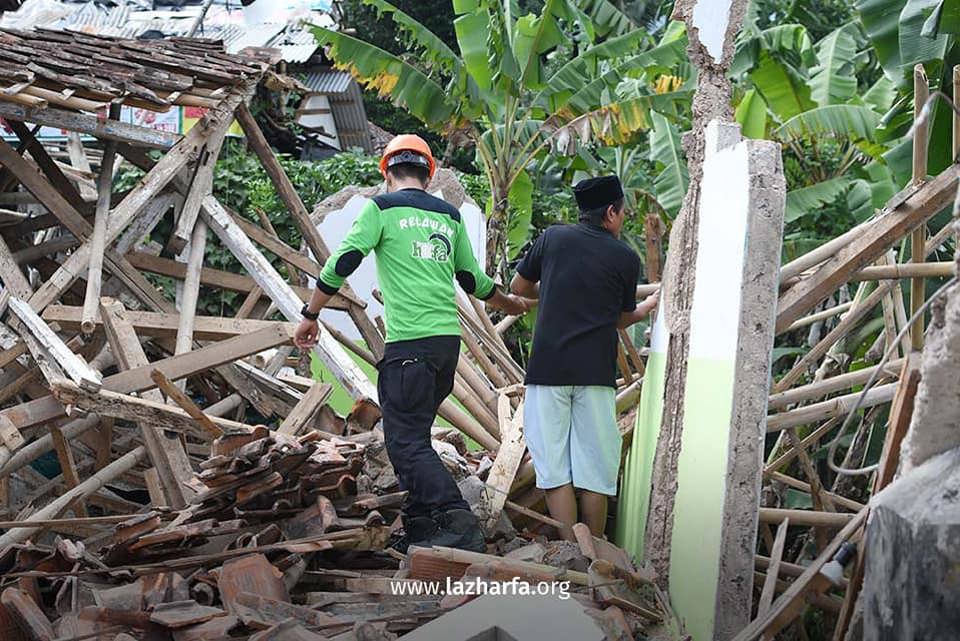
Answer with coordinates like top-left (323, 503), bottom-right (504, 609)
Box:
top-left (390, 515), bottom-right (439, 553)
top-left (430, 509), bottom-right (486, 552)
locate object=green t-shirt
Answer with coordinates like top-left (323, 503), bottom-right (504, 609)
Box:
top-left (317, 188), bottom-right (495, 343)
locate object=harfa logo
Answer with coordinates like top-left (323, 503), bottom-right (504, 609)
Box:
top-left (412, 233), bottom-right (452, 263)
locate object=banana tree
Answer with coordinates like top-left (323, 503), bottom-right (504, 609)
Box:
top-left (311, 0), bottom-right (685, 273)
top-left (727, 18), bottom-right (904, 258)
top-left (857, 0), bottom-right (959, 185)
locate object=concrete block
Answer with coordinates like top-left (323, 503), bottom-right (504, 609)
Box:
top-left (398, 594), bottom-right (607, 641)
top-left (862, 446), bottom-right (960, 641)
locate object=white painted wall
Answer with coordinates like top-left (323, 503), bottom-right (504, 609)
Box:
top-left (691, 0), bottom-right (734, 62)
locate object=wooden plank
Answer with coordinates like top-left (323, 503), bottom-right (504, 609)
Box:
top-left (99, 299), bottom-right (195, 509)
top-left (101, 325), bottom-right (294, 395)
top-left (235, 103), bottom-right (384, 358)
top-left (66, 132), bottom-right (98, 201)
top-left (277, 382), bottom-right (334, 435)
top-left (200, 195), bottom-right (377, 403)
top-left (775, 164), bottom-right (960, 332)
top-left (169, 119), bottom-right (230, 253)
top-left (231, 212), bottom-right (321, 277)
top-left (0, 101), bottom-right (181, 148)
top-left (149, 369), bottom-right (224, 439)
top-left (26, 84), bottom-right (251, 312)
top-left (619, 328), bottom-right (646, 377)
top-left (52, 381), bottom-right (254, 440)
top-left (49, 424), bottom-right (87, 517)
top-left (7, 297), bottom-right (101, 391)
top-left (124, 251), bottom-right (327, 306)
top-left (873, 357), bottom-right (921, 493)
top-left (6, 120), bottom-right (87, 213)
top-left (0, 416), bottom-right (25, 453)
top-left (482, 394), bottom-right (526, 532)
top-left (174, 218), bottom-right (208, 368)
top-left (43, 305), bottom-right (295, 341)
top-left (81, 105), bottom-right (121, 334)
top-left (95, 418), bottom-right (113, 471)
top-left (0, 235), bottom-right (32, 300)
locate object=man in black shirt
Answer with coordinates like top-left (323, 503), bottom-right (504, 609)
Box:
top-left (510, 176), bottom-right (658, 539)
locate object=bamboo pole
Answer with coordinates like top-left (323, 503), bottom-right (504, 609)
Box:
top-left (784, 302), bottom-right (853, 333)
top-left (0, 446), bottom-right (146, 548)
top-left (457, 353), bottom-right (499, 415)
top-left (851, 262), bottom-right (952, 280)
top-left (80, 105), bottom-right (120, 334)
top-left (779, 221), bottom-right (873, 283)
top-left (470, 295), bottom-right (511, 358)
top-left (765, 471), bottom-right (865, 513)
top-left (767, 358), bottom-right (903, 410)
top-left (452, 377), bottom-right (499, 438)
top-left (763, 416), bottom-right (840, 476)
top-left (774, 285), bottom-right (888, 390)
top-left (911, 64), bottom-right (929, 351)
top-left (766, 383), bottom-right (896, 432)
top-left (758, 508), bottom-right (854, 528)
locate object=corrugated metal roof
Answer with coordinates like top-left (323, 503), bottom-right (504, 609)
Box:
top-left (302, 69), bottom-right (353, 94)
top-left (1, 0), bottom-right (323, 62)
top-left (266, 28), bottom-right (319, 63)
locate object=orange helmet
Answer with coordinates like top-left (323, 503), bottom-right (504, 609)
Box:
top-left (379, 134), bottom-right (436, 179)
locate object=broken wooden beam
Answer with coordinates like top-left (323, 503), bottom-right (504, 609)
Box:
top-left (200, 195), bottom-right (377, 403)
top-left (7, 297), bottom-right (101, 391)
top-left (80, 104), bottom-right (121, 334)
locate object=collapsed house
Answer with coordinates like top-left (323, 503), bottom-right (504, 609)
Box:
top-left (0, 26), bottom-right (670, 641)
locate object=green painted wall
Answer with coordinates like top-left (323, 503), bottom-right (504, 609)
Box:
top-left (668, 357), bottom-right (736, 641)
top-left (616, 350), bottom-right (667, 557)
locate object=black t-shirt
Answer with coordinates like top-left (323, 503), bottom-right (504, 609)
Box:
top-left (517, 223), bottom-right (640, 388)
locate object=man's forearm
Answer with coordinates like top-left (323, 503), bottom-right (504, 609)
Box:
top-left (509, 274), bottom-right (539, 299)
top-left (306, 287), bottom-right (335, 314)
top-left (617, 300), bottom-right (657, 329)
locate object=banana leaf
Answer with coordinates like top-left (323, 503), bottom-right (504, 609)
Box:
top-left (359, 0), bottom-right (462, 75)
top-left (735, 88), bottom-right (768, 139)
top-left (810, 24), bottom-right (859, 106)
top-left (776, 105), bottom-right (880, 142)
top-left (311, 25), bottom-right (457, 127)
top-left (649, 110), bottom-right (688, 217)
top-left (749, 50), bottom-right (816, 121)
top-left (784, 177), bottom-right (853, 222)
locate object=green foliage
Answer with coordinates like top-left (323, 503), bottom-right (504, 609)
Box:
top-left (314, 0), bottom-right (691, 271)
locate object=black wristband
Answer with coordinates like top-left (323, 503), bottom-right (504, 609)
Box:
top-left (301, 303), bottom-right (319, 321)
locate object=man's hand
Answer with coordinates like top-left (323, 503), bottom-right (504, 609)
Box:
top-left (642, 290), bottom-right (660, 312)
top-left (294, 319), bottom-right (319, 349)
top-left (500, 294), bottom-right (531, 316)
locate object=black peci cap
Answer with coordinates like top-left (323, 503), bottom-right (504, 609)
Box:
top-left (574, 175), bottom-right (624, 211)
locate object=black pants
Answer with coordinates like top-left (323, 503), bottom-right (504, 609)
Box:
top-left (378, 335), bottom-right (470, 518)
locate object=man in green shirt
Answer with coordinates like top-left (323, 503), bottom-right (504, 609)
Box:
top-left (294, 135), bottom-right (528, 552)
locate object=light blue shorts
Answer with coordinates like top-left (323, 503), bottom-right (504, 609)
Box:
top-left (523, 385), bottom-right (621, 496)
